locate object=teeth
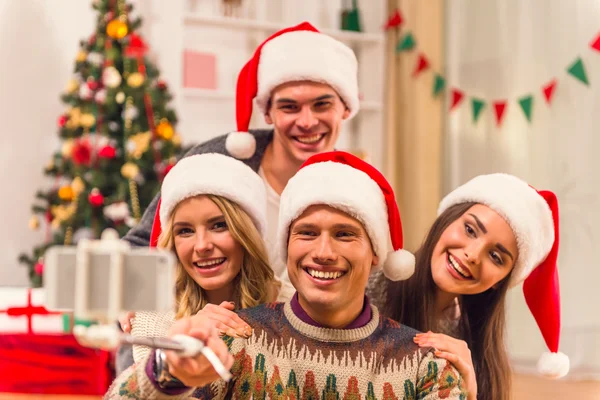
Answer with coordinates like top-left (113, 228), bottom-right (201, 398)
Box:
top-left (448, 254), bottom-right (471, 278)
top-left (306, 269), bottom-right (343, 280)
top-left (296, 134), bottom-right (323, 144)
top-left (195, 258), bottom-right (225, 268)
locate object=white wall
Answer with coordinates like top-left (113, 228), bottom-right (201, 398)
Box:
top-left (0, 0), bottom-right (95, 287)
top-left (444, 0), bottom-right (600, 378)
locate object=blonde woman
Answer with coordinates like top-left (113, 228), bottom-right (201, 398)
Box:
top-left (115, 153), bottom-right (280, 377)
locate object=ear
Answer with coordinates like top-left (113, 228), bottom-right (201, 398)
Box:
top-left (371, 254), bottom-right (379, 270)
top-left (264, 110), bottom-right (273, 125)
top-left (342, 107), bottom-right (350, 120)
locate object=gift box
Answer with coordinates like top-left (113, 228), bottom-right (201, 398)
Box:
top-left (0, 287), bottom-right (113, 395)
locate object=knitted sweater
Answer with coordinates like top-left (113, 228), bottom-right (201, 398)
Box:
top-left (106, 302), bottom-right (467, 399)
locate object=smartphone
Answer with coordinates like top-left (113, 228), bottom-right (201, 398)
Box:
top-left (44, 245), bottom-right (177, 320)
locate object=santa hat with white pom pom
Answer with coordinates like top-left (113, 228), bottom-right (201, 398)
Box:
top-left (225, 22), bottom-right (359, 159)
top-left (276, 151), bottom-right (415, 282)
top-left (438, 173), bottom-right (569, 379)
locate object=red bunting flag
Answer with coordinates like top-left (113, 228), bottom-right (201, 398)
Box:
top-left (384, 9), bottom-right (403, 30)
top-left (542, 79), bottom-right (557, 104)
top-left (413, 53), bottom-right (430, 77)
top-left (590, 32), bottom-right (600, 52)
top-left (494, 101), bottom-right (507, 127)
top-left (450, 89), bottom-right (464, 111)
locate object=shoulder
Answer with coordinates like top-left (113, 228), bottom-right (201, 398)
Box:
top-left (237, 302), bottom-right (283, 322)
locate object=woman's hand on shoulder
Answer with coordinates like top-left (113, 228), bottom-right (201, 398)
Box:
top-left (193, 302), bottom-right (252, 339)
top-left (414, 331), bottom-right (477, 400)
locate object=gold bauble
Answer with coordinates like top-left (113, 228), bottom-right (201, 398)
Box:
top-left (155, 119), bottom-right (174, 140)
top-left (28, 215), bottom-right (40, 230)
top-left (171, 133), bottom-right (182, 147)
top-left (106, 19), bottom-right (128, 39)
top-left (61, 139), bottom-right (74, 158)
top-left (79, 113), bottom-right (96, 128)
top-left (71, 176), bottom-right (85, 194)
top-left (65, 79), bottom-right (79, 94)
top-left (127, 72), bottom-right (145, 88)
top-left (121, 162), bottom-right (140, 179)
top-left (76, 50), bottom-right (88, 63)
top-left (51, 218), bottom-right (62, 230)
top-left (58, 186), bottom-right (75, 201)
top-left (115, 92), bottom-right (126, 104)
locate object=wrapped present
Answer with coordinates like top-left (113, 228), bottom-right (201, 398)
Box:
top-left (0, 287), bottom-right (113, 395)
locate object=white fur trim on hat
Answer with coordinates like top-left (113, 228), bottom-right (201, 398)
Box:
top-left (277, 161), bottom-right (389, 268)
top-left (225, 131), bottom-right (256, 160)
top-left (256, 31), bottom-right (359, 118)
top-left (437, 173), bottom-right (554, 287)
top-left (159, 153), bottom-right (267, 235)
top-left (537, 351), bottom-right (570, 379)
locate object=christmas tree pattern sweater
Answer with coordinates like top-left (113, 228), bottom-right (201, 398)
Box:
top-left (107, 302), bottom-right (467, 399)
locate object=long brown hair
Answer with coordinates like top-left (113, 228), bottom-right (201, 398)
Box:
top-left (158, 194), bottom-right (277, 319)
top-left (384, 202), bottom-right (513, 400)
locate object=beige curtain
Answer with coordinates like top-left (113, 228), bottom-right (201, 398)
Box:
top-left (383, 0), bottom-right (444, 251)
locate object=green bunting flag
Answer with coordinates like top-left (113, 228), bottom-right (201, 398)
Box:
top-left (518, 95), bottom-right (533, 122)
top-left (396, 32), bottom-right (416, 52)
top-left (471, 98), bottom-right (485, 123)
top-left (567, 57), bottom-right (589, 86)
top-left (433, 74), bottom-right (445, 96)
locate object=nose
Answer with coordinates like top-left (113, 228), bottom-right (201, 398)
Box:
top-left (194, 231), bottom-right (213, 254)
top-left (464, 240), bottom-right (484, 265)
top-left (296, 106), bottom-right (319, 131)
top-left (312, 234), bottom-right (337, 264)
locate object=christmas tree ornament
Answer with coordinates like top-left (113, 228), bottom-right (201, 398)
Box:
top-left (155, 119), bottom-right (174, 140)
top-left (126, 131), bottom-right (151, 159)
top-left (71, 176), bottom-right (86, 194)
top-left (79, 84), bottom-right (93, 100)
top-left (171, 133), bottom-right (182, 147)
top-left (125, 34), bottom-right (148, 58)
top-left (87, 52), bottom-right (104, 66)
top-left (76, 50), bottom-right (88, 63)
top-left (102, 66), bottom-right (122, 88)
top-left (87, 78), bottom-right (100, 91)
top-left (61, 139), bottom-right (74, 158)
top-left (95, 88), bottom-right (107, 104)
top-left (106, 19), bottom-right (128, 39)
top-left (72, 138), bottom-right (92, 165)
top-left (34, 259), bottom-right (44, 276)
top-left (58, 186), bottom-right (75, 202)
top-left (108, 121), bottom-right (120, 131)
top-left (58, 115), bottom-right (68, 128)
top-left (103, 201), bottom-right (130, 222)
top-left (73, 227), bottom-right (95, 244)
top-left (126, 72), bottom-right (145, 88)
top-left (122, 104), bottom-right (139, 121)
top-left (65, 79), bottom-right (79, 94)
top-left (153, 141), bottom-right (163, 151)
top-left (128, 180), bottom-right (141, 220)
top-left (79, 113), bottom-right (96, 128)
top-left (64, 226), bottom-right (73, 245)
top-left (88, 188), bottom-right (104, 207)
top-left (28, 215), bottom-right (40, 230)
top-left (51, 218), bottom-right (62, 230)
top-left (121, 162), bottom-right (140, 180)
top-left (98, 145), bottom-right (117, 159)
top-left (157, 80), bottom-right (167, 90)
top-left (115, 91), bottom-right (126, 103)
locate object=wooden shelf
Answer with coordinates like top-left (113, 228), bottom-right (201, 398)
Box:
top-left (182, 13), bottom-right (384, 45)
top-left (182, 88), bottom-right (383, 111)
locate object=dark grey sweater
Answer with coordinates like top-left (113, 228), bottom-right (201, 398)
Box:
top-left (122, 129), bottom-right (274, 247)
top-left (116, 129), bottom-right (273, 375)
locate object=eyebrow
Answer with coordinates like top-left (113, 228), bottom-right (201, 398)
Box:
top-left (275, 94), bottom-right (336, 104)
top-left (468, 213), bottom-right (515, 260)
top-left (173, 215), bottom-right (224, 228)
top-left (292, 222), bottom-right (361, 231)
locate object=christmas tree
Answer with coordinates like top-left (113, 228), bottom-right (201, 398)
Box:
top-left (19, 0), bottom-right (183, 287)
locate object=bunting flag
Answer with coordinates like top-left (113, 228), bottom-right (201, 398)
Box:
top-left (590, 32), bottom-right (600, 52)
top-left (566, 57), bottom-right (589, 86)
top-left (384, 9), bottom-right (403, 30)
top-left (542, 79), bottom-right (557, 104)
top-left (450, 89), bottom-right (464, 111)
top-left (494, 101), bottom-right (507, 127)
top-left (518, 95), bottom-right (533, 122)
top-left (471, 98), bottom-right (485, 123)
top-left (413, 53), bottom-right (430, 76)
top-left (433, 74), bottom-right (445, 96)
top-left (397, 32), bottom-right (416, 52)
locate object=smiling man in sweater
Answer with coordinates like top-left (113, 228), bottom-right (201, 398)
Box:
top-left (107, 152), bottom-right (467, 400)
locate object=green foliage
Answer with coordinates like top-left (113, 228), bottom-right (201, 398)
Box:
top-left (20, 0), bottom-right (183, 287)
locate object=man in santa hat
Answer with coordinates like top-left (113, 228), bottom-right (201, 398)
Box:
top-left (106, 152), bottom-right (467, 399)
top-left (123, 22), bottom-right (361, 302)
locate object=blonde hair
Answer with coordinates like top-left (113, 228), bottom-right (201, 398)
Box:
top-left (158, 194), bottom-right (277, 319)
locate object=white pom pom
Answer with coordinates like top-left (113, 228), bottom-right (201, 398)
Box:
top-left (537, 351), bottom-right (570, 379)
top-left (383, 249), bottom-right (415, 281)
top-left (226, 132), bottom-right (256, 159)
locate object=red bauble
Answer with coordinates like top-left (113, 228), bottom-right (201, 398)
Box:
top-left (88, 189), bottom-right (104, 207)
top-left (88, 34), bottom-right (96, 45)
top-left (98, 145), bottom-right (116, 159)
top-left (163, 163), bottom-right (175, 176)
top-left (58, 115), bottom-right (68, 128)
top-left (125, 33), bottom-right (148, 58)
top-left (87, 79), bottom-right (100, 91)
top-left (157, 80), bottom-right (167, 90)
top-left (72, 139), bottom-right (92, 165)
top-left (34, 261), bottom-right (44, 276)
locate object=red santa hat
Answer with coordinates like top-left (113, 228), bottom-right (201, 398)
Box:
top-left (438, 173), bottom-right (569, 379)
top-left (149, 153), bottom-right (267, 247)
top-left (276, 151), bottom-right (415, 282)
top-left (225, 22), bottom-right (359, 159)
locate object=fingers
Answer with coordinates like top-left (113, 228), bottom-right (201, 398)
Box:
top-left (414, 332), bottom-right (467, 354)
top-left (218, 301), bottom-right (236, 311)
top-left (118, 311), bottom-right (136, 333)
top-left (198, 304), bottom-right (252, 338)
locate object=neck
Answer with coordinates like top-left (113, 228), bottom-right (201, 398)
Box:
top-left (297, 293), bottom-right (365, 329)
top-left (435, 288), bottom-right (458, 320)
top-left (260, 141), bottom-right (303, 195)
top-left (205, 284), bottom-right (235, 306)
